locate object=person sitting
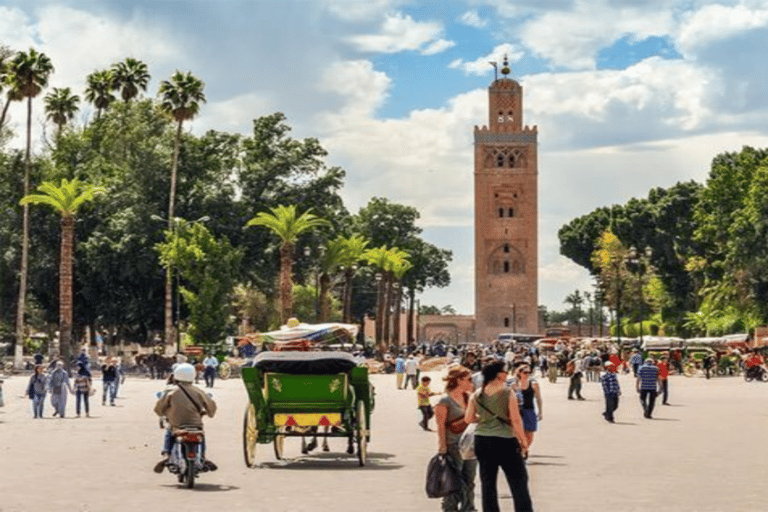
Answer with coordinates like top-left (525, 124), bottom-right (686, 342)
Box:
top-left (153, 363), bottom-right (217, 473)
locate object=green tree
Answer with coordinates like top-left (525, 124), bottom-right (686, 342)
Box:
top-left (400, 238), bottom-right (451, 342)
top-left (84, 69), bottom-right (115, 120)
top-left (44, 87), bottom-right (80, 138)
top-left (20, 179), bottom-right (101, 360)
top-left (110, 58), bottom-right (150, 103)
top-left (158, 70), bottom-right (206, 344)
top-left (246, 205), bottom-right (330, 322)
top-left (7, 48), bottom-right (53, 366)
top-left (155, 219), bottom-right (242, 349)
top-left (0, 45), bottom-right (19, 133)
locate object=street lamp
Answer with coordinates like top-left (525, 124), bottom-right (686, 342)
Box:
top-left (374, 272), bottom-right (383, 346)
top-left (392, 281), bottom-right (401, 350)
top-left (303, 245), bottom-right (325, 321)
top-left (626, 246), bottom-right (652, 344)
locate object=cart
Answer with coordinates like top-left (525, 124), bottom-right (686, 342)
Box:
top-left (241, 350), bottom-right (374, 467)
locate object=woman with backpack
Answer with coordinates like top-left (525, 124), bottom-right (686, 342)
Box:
top-left (465, 361), bottom-right (533, 512)
top-left (27, 365), bottom-right (48, 418)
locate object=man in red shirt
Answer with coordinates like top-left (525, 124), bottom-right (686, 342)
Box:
top-left (657, 356), bottom-right (670, 405)
top-left (745, 350), bottom-right (765, 380)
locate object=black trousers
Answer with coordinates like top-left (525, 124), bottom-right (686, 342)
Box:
top-left (474, 435), bottom-right (533, 512)
top-left (204, 367), bottom-right (216, 387)
top-left (640, 389), bottom-right (657, 418)
top-left (658, 379), bottom-right (668, 404)
top-left (568, 377), bottom-right (583, 399)
top-left (603, 394), bottom-right (619, 421)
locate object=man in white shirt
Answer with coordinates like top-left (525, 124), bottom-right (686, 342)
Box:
top-left (404, 355), bottom-right (419, 390)
top-left (202, 353), bottom-right (219, 388)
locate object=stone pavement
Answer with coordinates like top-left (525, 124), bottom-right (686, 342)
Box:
top-left (0, 369), bottom-right (766, 511)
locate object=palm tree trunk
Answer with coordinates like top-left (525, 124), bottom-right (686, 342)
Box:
top-left (165, 119), bottom-right (183, 345)
top-left (392, 285), bottom-right (402, 351)
top-left (14, 96), bottom-right (32, 365)
top-left (0, 99), bottom-right (11, 131)
top-left (280, 242), bottom-right (294, 322)
top-left (382, 275), bottom-right (392, 349)
top-left (343, 269), bottom-right (353, 324)
top-left (319, 273), bottom-right (331, 322)
top-left (60, 216), bottom-right (74, 363)
top-left (375, 278), bottom-right (384, 343)
top-left (406, 288), bottom-right (415, 342)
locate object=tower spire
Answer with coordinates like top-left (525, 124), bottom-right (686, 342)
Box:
top-left (501, 54), bottom-right (511, 77)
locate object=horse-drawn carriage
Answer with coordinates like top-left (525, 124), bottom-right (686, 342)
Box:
top-left (240, 323), bottom-right (374, 467)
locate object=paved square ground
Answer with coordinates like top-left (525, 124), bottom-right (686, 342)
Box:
top-left (0, 369), bottom-right (765, 511)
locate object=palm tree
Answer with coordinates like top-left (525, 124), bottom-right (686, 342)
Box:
top-left (390, 258), bottom-right (412, 350)
top-left (84, 69), bottom-right (115, 120)
top-left (0, 45), bottom-right (19, 131)
top-left (336, 235), bottom-right (368, 323)
top-left (7, 48), bottom-right (53, 366)
top-left (20, 179), bottom-right (101, 360)
top-left (110, 58), bottom-right (150, 103)
top-left (247, 205), bottom-right (330, 322)
top-left (365, 246), bottom-right (408, 349)
top-left (44, 87), bottom-right (80, 137)
top-left (158, 70), bottom-right (206, 344)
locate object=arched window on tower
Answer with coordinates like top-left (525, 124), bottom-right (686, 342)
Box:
top-left (504, 244), bottom-right (509, 253)
top-left (498, 111), bottom-right (504, 123)
top-left (508, 208), bottom-right (514, 217)
top-left (497, 154), bottom-right (505, 167)
top-left (499, 208), bottom-right (504, 218)
top-left (504, 261), bottom-right (510, 273)
top-left (507, 110), bottom-right (514, 123)
top-left (508, 153), bottom-right (516, 168)
top-left (504, 317), bottom-right (510, 327)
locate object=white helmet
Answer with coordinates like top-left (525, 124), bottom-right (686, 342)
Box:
top-left (173, 363), bottom-right (195, 383)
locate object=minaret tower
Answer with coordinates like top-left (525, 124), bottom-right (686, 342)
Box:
top-left (474, 56), bottom-right (538, 341)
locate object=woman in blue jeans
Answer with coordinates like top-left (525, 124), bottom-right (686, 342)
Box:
top-left (465, 361), bottom-right (533, 512)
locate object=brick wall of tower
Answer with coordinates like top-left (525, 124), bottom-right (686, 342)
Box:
top-left (474, 78), bottom-right (538, 343)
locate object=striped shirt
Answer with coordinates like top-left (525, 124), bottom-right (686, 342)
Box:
top-left (630, 354), bottom-right (643, 366)
top-left (637, 364), bottom-right (659, 390)
top-left (600, 372), bottom-right (620, 396)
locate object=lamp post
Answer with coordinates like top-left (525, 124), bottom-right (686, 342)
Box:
top-left (392, 281), bottom-right (401, 350)
top-left (340, 264), bottom-right (358, 324)
top-left (625, 246), bottom-right (652, 344)
top-left (374, 272), bottom-right (383, 345)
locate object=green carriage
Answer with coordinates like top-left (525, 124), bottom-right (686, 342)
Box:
top-left (241, 351), bottom-right (374, 467)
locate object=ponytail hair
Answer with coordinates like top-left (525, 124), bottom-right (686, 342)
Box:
top-left (481, 361), bottom-right (506, 392)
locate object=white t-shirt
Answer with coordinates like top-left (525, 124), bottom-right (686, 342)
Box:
top-left (405, 358), bottom-right (419, 375)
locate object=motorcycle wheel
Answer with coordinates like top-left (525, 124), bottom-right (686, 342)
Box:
top-left (186, 457), bottom-right (195, 488)
top-left (745, 371), bottom-right (754, 382)
top-left (761, 371), bottom-right (768, 383)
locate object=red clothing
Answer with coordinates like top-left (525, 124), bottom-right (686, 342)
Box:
top-left (657, 362), bottom-right (669, 380)
top-left (746, 355), bottom-right (764, 368)
top-left (609, 354), bottom-right (621, 367)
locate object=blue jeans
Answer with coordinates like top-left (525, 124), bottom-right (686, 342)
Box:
top-left (204, 367), bottom-right (216, 388)
top-left (103, 381), bottom-right (116, 404)
top-left (76, 391), bottom-right (90, 415)
top-left (32, 394), bottom-right (45, 418)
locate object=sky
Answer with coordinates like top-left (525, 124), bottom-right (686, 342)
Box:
top-left (2, 0), bottom-right (768, 315)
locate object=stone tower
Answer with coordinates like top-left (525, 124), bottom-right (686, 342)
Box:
top-left (474, 57), bottom-right (538, 342)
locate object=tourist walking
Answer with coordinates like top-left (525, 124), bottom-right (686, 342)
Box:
top-left (49, 361), bottom-right (72, 418)
top-left (416, 376), bottom-right (437, 430)
top-left (466, 361), bottom-right (533, 512)
top-left (513, 364), bottom-right (542, 455)
top-left (434, 366), bottom-right (476, 512)
top-left (546, 355), bottom-right (558, 383)
top-left (636, 358), bottom-right (659, 418)
top-left (404, 354), bottom-right (419, 389)
top-left (657, 357), bottom-right (670, 405)
top-left (27, 365), bottom-right (47, 418)
top-left (600, 361), bottom-right (621, 423)
top-left (203, 353), bottom-right (219, 388)
top-left (394, 353), bottom-right (406, 389)
top-left (629, 349), bottom-right (643, 376)
top-left (567, 358), bottom-right (584, 400)
top-left (113, 357), bottom-right (123, 398)
top-left (73, 364), bottom-right (92, 417)
top-left (101, 358), bottom-right (118, 406)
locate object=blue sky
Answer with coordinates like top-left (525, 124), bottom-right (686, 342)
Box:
top-left (3, 0), bottom-right (768, 315)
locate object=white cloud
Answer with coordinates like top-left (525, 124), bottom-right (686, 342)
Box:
top-left (322, 0), bottom-right (411, 21)
top-left (319, 60), bottom-right (392, 118)
top-left (459, 10), bottom-right (488, 28)
top-left (347, 12), bottom-right (448, 54)
top-left (196, 92), bottom-right (274, 135)
top-left (421, 38), bottom-right (456, 55)
top-left (448, 43), bottom-right (524, 76)
top-left (518, 2), bottom-right (673, 69)
top-left (676, 3), bottom-right (768, 56)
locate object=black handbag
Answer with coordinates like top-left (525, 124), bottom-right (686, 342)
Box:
top-left (425, 453), bottom-right (460, 498)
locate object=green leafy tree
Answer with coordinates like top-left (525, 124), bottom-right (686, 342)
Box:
top-left (20, 179), bottom-right (101, 359)
top-left (7, 48), bottom-right (53, 365)
top-left (84, 69), bottom-right (115, 120)
top-left (158, 70), bottom-right (206, 344)
top-left (247, 205), bottom-right (330, 322)
top-left (156, 219), bottom-right (242, 349)
top-left (44, 87), bottom-right (80, 138)
top-left (110, 58), bottom-right (150, 103)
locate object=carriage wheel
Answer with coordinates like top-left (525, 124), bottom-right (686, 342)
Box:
top-left (356, 400), bottom-right (367, 467)
top-left (218, 362), bottom-right (231, 380)
top-left (243, 404), bottom-right (258, 467)
top-left (274, 426), bottom-right (285, 460)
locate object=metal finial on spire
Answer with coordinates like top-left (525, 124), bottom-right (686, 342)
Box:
top-left (501, 54), bottom-right (511, 76)
top-left (489, 61), bottom-right (498, 81)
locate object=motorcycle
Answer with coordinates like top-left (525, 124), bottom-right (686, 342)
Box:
top-left (743, 365), bottom-right (768, 382)
top-left (166, 426), bottom-right (207, 488)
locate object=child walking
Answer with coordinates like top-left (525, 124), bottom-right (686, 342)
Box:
top-left (416, 375), bottom-right (437, 430)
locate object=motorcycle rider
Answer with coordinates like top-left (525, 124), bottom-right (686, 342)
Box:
top-left (153, 363), bottom-right (217, 473)
top-left (744, 350), bottom-right (765, 379)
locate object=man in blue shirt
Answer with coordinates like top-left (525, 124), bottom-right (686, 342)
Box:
top-left (636, 358), bottom-right (659, 418)
top-left (394, 354), bottom-right (406, 389)
top-left (629, 349), bottom-right (643, 376)
top-left (600, 361), bottom-right (621, 423)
